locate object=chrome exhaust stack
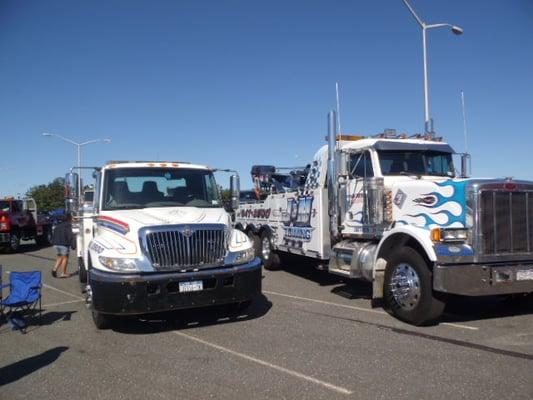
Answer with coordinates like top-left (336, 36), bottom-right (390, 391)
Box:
top-left (327, 110), bottom-right (339, 241)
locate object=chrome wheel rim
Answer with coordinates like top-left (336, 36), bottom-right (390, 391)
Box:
top-left (389, 263), bottom-right (421, 311)
top-left (261, 237), bottom-right (271, 260)
top-left (10, 234), bottom-right (19, 250)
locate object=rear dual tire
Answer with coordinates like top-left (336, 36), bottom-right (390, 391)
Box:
top-left (247, 230), bottom-right (280, 270)
top-left (247, 231), bottom-right (261, 258)
top-left (260, 231), bottom-right (281, 271)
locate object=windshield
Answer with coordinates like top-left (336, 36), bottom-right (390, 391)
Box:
top-left (83, 191), bottom-right (94, 203)
top-left (102, 167), bottom-right (221, 210)
top-left (0, 201), bottom-right (10, 212)
top-left (378, 150), bottom-right (455, 177)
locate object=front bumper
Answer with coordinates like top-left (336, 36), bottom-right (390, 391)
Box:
top-left (433, 263), bottom-right (533, 296)
top-left (89, 257), bottom-right (262, 315)
top-left (0, 233), bottom-right (10, 243)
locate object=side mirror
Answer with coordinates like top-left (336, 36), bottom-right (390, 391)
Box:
top-left (230, 174), bottom-right (240, 210)
top-left (82, 203), bottom-right (95, 215)
top-left (65, 172), bottom-right (79, 213)
top-left (338, 151), bottom-right (348, 177)
top-left (460, 153), bottom-right (471, 178)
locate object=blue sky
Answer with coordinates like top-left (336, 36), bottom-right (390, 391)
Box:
top-left (1, 0), bottom-right (532, 196)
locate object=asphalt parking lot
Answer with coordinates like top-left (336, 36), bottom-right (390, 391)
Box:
top-left (1, 243), bottom-right (532, 400)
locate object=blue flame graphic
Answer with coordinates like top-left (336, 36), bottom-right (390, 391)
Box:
top-left (406, 180), bottom-right (468, 228)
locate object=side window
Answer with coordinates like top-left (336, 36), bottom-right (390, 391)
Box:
top-left (94, 172), bottom-right (101, 212)
top-left (350, 151), bottom-right (374, 178)
top-left (12, 201), bottom-right (21, 213)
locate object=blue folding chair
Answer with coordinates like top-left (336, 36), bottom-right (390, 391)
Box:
top-left (0, 266), bottom-right (42, 331)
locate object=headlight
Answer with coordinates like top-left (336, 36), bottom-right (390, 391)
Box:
top-left (226, 247), bottom-right (255, 265)
top-left (98, 256), bottom-right (139, 272)
top-left (431, 228), bottom-right (468, 243)
top-left (235, 247), bottom-right (255, 264)
top-left (224, 228), bottom-right (255, 265)
top-left (0, 222), bottom-right (8, 230)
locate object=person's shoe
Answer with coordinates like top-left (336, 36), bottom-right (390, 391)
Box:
top-left (51, 270), bottom-right (57, 278)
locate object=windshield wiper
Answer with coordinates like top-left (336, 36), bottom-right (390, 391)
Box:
top-left (399, 171), bottom-right (422, 178)
top-left (426, 172), bottom-right (453, 177)
top-left (106, 205), bottom-right (145, 210)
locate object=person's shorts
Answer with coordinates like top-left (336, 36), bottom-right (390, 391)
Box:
top-left (55, 245), bottom-right (70, 256)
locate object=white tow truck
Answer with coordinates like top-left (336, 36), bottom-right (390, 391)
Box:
top-left (235, 112), bottom-right (533, 325)
top-left (65, 161), bottom-right (261, 329)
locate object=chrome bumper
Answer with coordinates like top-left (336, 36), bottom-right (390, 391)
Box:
top-left (433, 263), bottom-right (533, 296)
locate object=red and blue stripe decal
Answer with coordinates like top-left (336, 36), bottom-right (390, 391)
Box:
top-left (97, 216), bottom-right (130, 235)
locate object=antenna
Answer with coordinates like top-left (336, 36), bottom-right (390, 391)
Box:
top-left (335, 82), bottom-right (342, 136)
top-left (459, 90), bottom-right (471, 177)
top-left (461, 90), bottom-right (468, 153)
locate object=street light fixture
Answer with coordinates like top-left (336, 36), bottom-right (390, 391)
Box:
top-left (402, 0), bottom-right (464, 136)
top-left (42, 132), bottom-right (111, 199)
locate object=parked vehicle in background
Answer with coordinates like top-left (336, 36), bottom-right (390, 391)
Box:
top-left (235, 111), bottom-right (533, 326)
top-left (82, 187), bottom-right (94, 204)
top-left (0, 197), bottom-right (53, 252)
top-left (65, 161), bottom-right (262, 329)
top-left (239, 190), bottom-right (259, 204)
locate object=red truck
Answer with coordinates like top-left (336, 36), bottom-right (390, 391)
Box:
top-left (0, 197), bottom-right (53, 252)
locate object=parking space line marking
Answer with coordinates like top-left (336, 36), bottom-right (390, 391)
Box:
top-left (42, 299), bottom-right (84, 308)
top-left (43, 283), bottom-right (84, 300)
top-left (264, 290), bottom-right (479, 331)
top-left (173, 331), bottom-right (353, 395)
top-left (440, 322), bottom-right (478, 331)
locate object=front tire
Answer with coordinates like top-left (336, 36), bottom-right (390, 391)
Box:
top-left (383, 247), bottom-right (445, 326)
top-left (36, 226), bottom-right (52, 246)
top-left (92, 310), bottom-right (113, 330)
top-left (260, 231), bottom-right (280, 270)
top-left (78, 257), bottom-right (88, 284)
top-left (8, 232), bottom-right (20, 253)
top-left (228, 299), bottom-right (253, 315)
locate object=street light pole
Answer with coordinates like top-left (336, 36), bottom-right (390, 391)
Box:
top-left (422, 26), bottom-right (430, 133)
top-left (77, 143), bottom-right (81, 193)
top-left (402, 0), bottom-right (463, 136)
top-left (42, 133), bottom-right (111, 203)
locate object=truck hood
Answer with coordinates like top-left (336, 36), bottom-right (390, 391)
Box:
top-left (100, 207), bottom-right (229, 228)
top-left (389, 177), bottom-right (533, 230)
top-left (389, 178), bottom-right (469, 229)
top-left (92, 207), bottom-right (230, 257)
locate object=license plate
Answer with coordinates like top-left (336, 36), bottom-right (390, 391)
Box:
top-left (179, 280), bottom-right (203, 293)
top-left (517, 270), bottom-right (533, 281)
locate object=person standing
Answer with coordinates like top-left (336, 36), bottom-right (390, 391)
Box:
top-left (51, 213), bottom-right (76, 278)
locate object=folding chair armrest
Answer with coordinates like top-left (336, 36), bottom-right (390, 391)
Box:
top-left (0, 283), bottom-right (9, 290)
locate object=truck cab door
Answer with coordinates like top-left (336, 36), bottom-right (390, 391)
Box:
top-left (344, 151), bottom-right (374, 234)
top-left (22, 199), bottom-right (38, 224)
top-left (11, 201), bottom-right (23, 225)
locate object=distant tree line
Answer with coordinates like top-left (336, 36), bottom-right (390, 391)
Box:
top-left (26, 177), bottom-right (65, 212)
top-left (218, 185), bottom-right (231, 210)
top-left (25, 180), bottom-right (231, 213)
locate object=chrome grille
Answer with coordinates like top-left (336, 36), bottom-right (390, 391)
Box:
top-left (480, 191), bottom-right (533, 255)
top-left (141, 225), bottom-right (227, 270)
